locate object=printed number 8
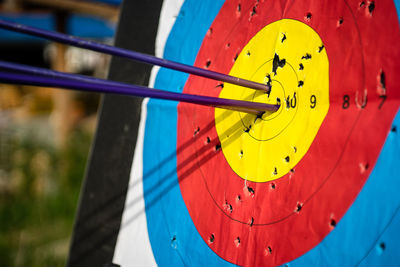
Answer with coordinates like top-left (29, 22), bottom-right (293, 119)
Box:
top-left (343, 95), bottom-right (350, 109)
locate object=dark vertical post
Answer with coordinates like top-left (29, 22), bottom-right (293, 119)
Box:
top-left (66, 1), bottom-right (164, 266)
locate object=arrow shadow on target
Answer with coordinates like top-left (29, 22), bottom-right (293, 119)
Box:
top-left (70, 104), bottom-right (256, 263)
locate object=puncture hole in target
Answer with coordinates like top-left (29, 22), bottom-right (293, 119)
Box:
top-left (337, 17), bottom-right (344, 27)
top-left (281, 33), bottom-right (287, 43)
top-left (215, 143), bottom-right (222, 151)
top-left (247, 186), bottom-right (255, 196)
top-left (208, 234), bottom-right (215, 244)
top-left (368, 1), bottom-right (375, 16)
top-left (235, 237), bottom-right (241, 247)
top-left (249, 217), bottom-right (254, 226)
top-left (379, 70), bottom-right (386, 90)
top-left (193, 126), bottom-right (200, 136)
top-left (171, 235), bottom-right (177, 249)
top-left (264, 246), bottom-right (272, 256)
top-left (224, 200), bottom-right (233, 213)
top-left (272, 53), bottom-right (286, 75)
top-left (250, 5), bottom-right (257, 17)
top-left (216, 83), bottom-right (224, 88)
top-left (359, 162), bottom-right (370, 174)
top-left (207, 27), bottom-right (213, 37)
top-left (305, 12), bottom-right (312, 21)
top-left (301, 53), bottom-right (312, 60)
top-left (359, 0), bottom-right (375, 16)
top-left (296, 203), bottom-right (303, 212)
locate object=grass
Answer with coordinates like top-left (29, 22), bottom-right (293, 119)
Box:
top-left (0, 126), bottom-right (92, 266)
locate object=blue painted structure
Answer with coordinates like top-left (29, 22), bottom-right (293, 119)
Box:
top-left (0, 13), bottom-right (115, 42)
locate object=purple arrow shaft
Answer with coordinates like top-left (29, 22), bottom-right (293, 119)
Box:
top-left (0, 71), bottom-right (279, 114)
top-left (0, 60), bottom-right (279, 113)
top-left (0, 60), bottom-right (125, 87)
top-left (0, 19), bottom-right (270, 92)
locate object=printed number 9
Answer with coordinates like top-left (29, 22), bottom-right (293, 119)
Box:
top-left (310, 95), bottom-right (316, 109)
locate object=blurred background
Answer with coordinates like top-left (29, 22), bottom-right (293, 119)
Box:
top-left (0, 0), bottom-right (121, 265)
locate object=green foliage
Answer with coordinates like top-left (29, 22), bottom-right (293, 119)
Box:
top-left (0, 127), bottom-right (92, 267)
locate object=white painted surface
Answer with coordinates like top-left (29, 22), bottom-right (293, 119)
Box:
top-left (112, 0), bottom-right (184, 266)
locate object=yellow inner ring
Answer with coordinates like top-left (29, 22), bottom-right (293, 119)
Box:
top-left (215, 19), bottom-right (329, 182)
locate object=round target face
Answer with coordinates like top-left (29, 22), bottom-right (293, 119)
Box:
top-left (141, 0), bottom-right (400, 266)
top-left (174, 0), bottom-right (400, 266)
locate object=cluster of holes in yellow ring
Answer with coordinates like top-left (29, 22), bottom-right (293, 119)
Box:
top-left (225, 33), bottom-right (323, 178)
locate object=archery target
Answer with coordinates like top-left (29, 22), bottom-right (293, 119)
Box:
top-left (113, 0), bottom-right (400, 266)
